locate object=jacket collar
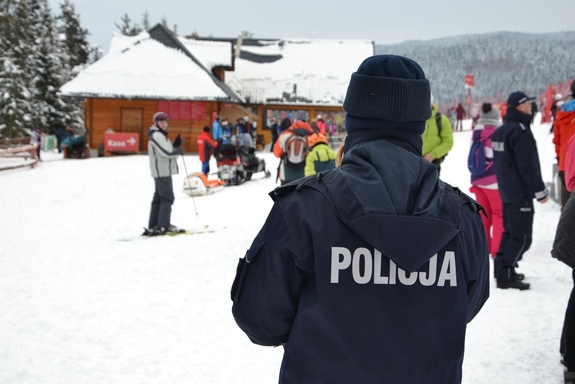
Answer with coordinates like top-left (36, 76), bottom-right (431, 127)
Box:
top-left (343, 129), bottom-right (422, 157)
top-left (504, 107), bottom-right (532, 126)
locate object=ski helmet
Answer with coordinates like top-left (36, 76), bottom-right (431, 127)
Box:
top-left (153, 112), bottom-right (169, 122)
top-left (308, 133), bottom-right (328, 148)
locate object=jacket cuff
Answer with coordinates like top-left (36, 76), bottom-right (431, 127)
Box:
top-left (535, 189), bottom-right (548, 200)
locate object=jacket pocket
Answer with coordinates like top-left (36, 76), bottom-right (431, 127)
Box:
top-left (230, 237), bottom-right (265, 301)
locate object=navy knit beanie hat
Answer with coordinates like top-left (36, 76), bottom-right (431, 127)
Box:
top-left (343, 55), bottom-right (431, 134)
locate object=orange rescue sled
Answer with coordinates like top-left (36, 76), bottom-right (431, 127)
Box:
top-left (183, 172), bottom-right (225, 196)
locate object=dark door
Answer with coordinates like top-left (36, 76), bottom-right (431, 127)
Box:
top-left (121, 108), bottom-right (144, 151)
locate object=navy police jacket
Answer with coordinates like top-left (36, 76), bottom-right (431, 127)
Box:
top-left (491, 108), bottom-right (547, 203)
top-left (231, 132), bottom-right (489, 384)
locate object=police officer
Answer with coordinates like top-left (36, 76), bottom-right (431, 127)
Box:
top-left (231, 55), bottom-right (489, 384)
top-left (492, 91), bottom-right (549, 290)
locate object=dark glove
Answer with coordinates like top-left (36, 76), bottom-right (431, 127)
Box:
top-left (173, 134), bottom-right (182, 148)
top-left (175, 147), bottom-right (184, 155)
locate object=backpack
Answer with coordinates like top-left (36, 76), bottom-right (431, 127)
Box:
top-left (313, 147), bottom-right (336, 173)
top-left (284, 131), bottom-right (310, 168)
top-left (467, 139), bottom-right (487, 175)
top-left (435, 112), bottom-right (448, 162)
top-left (436, 111), bottom-right (443, 134)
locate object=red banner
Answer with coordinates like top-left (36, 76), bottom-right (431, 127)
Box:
top-left (104, 132), bottom-right (139, 152)
top-left (157, 101), bottom-right (169, 115)
top-left (156, 101), bottom-right (206, 121)
top-left (190, 102), bottom-right (205, 120)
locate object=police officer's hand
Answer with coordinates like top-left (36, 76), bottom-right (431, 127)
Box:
top-left (538, 196), bottom-right (549, 204)
top-left (173, 134), bottom-right (182, 148)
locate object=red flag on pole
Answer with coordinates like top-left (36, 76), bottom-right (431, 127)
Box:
top-left (464, 74), bottom-right (475, 88)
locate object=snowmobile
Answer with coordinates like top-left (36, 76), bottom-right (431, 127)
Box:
top-left (215, 134), bottom-right (270, 186)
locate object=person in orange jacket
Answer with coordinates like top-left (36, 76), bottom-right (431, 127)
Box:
top-left (553, 85), bottom-right (575, 207)
top-left (197, 126), bottom-right (219, 175)
top-left (273, 110), bottom-right (314, 185)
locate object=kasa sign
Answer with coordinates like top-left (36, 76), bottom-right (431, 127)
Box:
top-left (104, 132), bottom-right (139, 152)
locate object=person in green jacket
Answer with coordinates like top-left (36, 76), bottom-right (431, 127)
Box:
top-left (421, 103), bottom-right (454, 176)
top-left (304, 133), bottom-right (336, 176)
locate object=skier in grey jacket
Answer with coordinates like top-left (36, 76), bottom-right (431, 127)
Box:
top-left (145, 111), bottom-right (184, 236)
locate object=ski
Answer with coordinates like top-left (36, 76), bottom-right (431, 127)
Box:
top-left (164, 226), bottom-right (222, 236)
top-left (118, 225), bottom-right (224, 242)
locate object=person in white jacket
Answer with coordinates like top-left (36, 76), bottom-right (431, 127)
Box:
top-left (145, 112), bottom-right (183, 236)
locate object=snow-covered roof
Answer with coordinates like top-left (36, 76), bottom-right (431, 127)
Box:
top-left (61, 27), bottom-right (373, 106)
top-left (178, 37), bottom-right (232, 70)
top-left (108, 31), bottom-right (150, 54)
top-left (60, 29), bottom-right (239, 102)
top-left (225, 39), bottom-right (375, 106)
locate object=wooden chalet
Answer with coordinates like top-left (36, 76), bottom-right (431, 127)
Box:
top-left (60, 24), bottom-right (375, 154)
top-left (59, 24), bottom-right (245, 154)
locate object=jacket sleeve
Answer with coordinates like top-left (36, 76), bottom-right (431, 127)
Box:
top-left (273, 132), bottom-right (287, 158)
top-left (565, 135), bottom-right (575, 192)
top-left (231, 203), bottom-right (305, 346)
top-left (459, 206), bottom-right (490, 322)
top-left (552, 118), bottom-right (562, 160)
top-left (431, 115), bottom-right (455, 159)
top-left (206, 136), bottom-right (218, 150)
top-left (304, 149), bottom-right (316, 176)
top-left (149, 131), bottom-right (180, 158)
top-left (511, 128), bottom-right (546, 197)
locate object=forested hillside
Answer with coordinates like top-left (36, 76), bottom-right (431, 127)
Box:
top-left (376, 31), bottom-right (575, 105)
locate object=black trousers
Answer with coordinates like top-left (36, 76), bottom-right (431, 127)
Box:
top-left (148, 177), bottom-right (175, 230)
top-left (562, 269), bottom-right (575, 371)
top-left (494, 200), bottom-right (534, 280)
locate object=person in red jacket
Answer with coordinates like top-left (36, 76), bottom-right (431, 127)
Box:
top-left (197, 126), bottom-right (218, 175)
top-left (455, 103), bottom-right (466, 131)
top-left (553, 85), bottom-right (575, 207)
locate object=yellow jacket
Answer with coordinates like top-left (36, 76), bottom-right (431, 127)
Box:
top-left (305, 143), bottom-right (336, 176)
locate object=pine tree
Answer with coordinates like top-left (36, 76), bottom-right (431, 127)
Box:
top-left (58, 0), bottom-right (91, 69)
top-left (142, 10), bottom-right (150, 31)
top-left (115, 13), bottom-right (142, 36)
top-left (0, 0), bottom-right (33, 139)
top-left (29, 0), bottom-right (82, 135)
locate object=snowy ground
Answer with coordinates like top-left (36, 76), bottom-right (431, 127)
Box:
top-left (0, 118), bottom-right (571, 383)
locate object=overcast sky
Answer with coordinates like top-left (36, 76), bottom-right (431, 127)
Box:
top-left (49, 0), bottom-right (574, 54)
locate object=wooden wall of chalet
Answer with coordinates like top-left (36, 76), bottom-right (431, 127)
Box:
top-left (83, 98), bottom-right (218, 154)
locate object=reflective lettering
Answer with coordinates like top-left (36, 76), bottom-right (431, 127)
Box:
top-left (419, 255), bottom-right (438, 286)
top-left (437, 251), bottom-right (457, 287)
top-left (330, 247), bottom-right (457, 287)
top-left (352, 248), bottom-right (372, 284)
top-left (492, 141), bottom-right (504, 151)
top-left (331, 247), bottom-right (351, 283)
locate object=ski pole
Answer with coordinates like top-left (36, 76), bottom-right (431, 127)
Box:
top-left (180, 153), bottom-right (199, 217)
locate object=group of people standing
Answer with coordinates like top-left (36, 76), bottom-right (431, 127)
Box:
top-left (212, 115), bottom-right (255, 144)
top-left (271, 110), bottom-right (337, 185)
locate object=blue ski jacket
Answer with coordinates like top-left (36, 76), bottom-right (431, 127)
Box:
top-left (231, 132), bottom-right (489, 384)
top-left (492, 108), bottom-right (547, 203)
